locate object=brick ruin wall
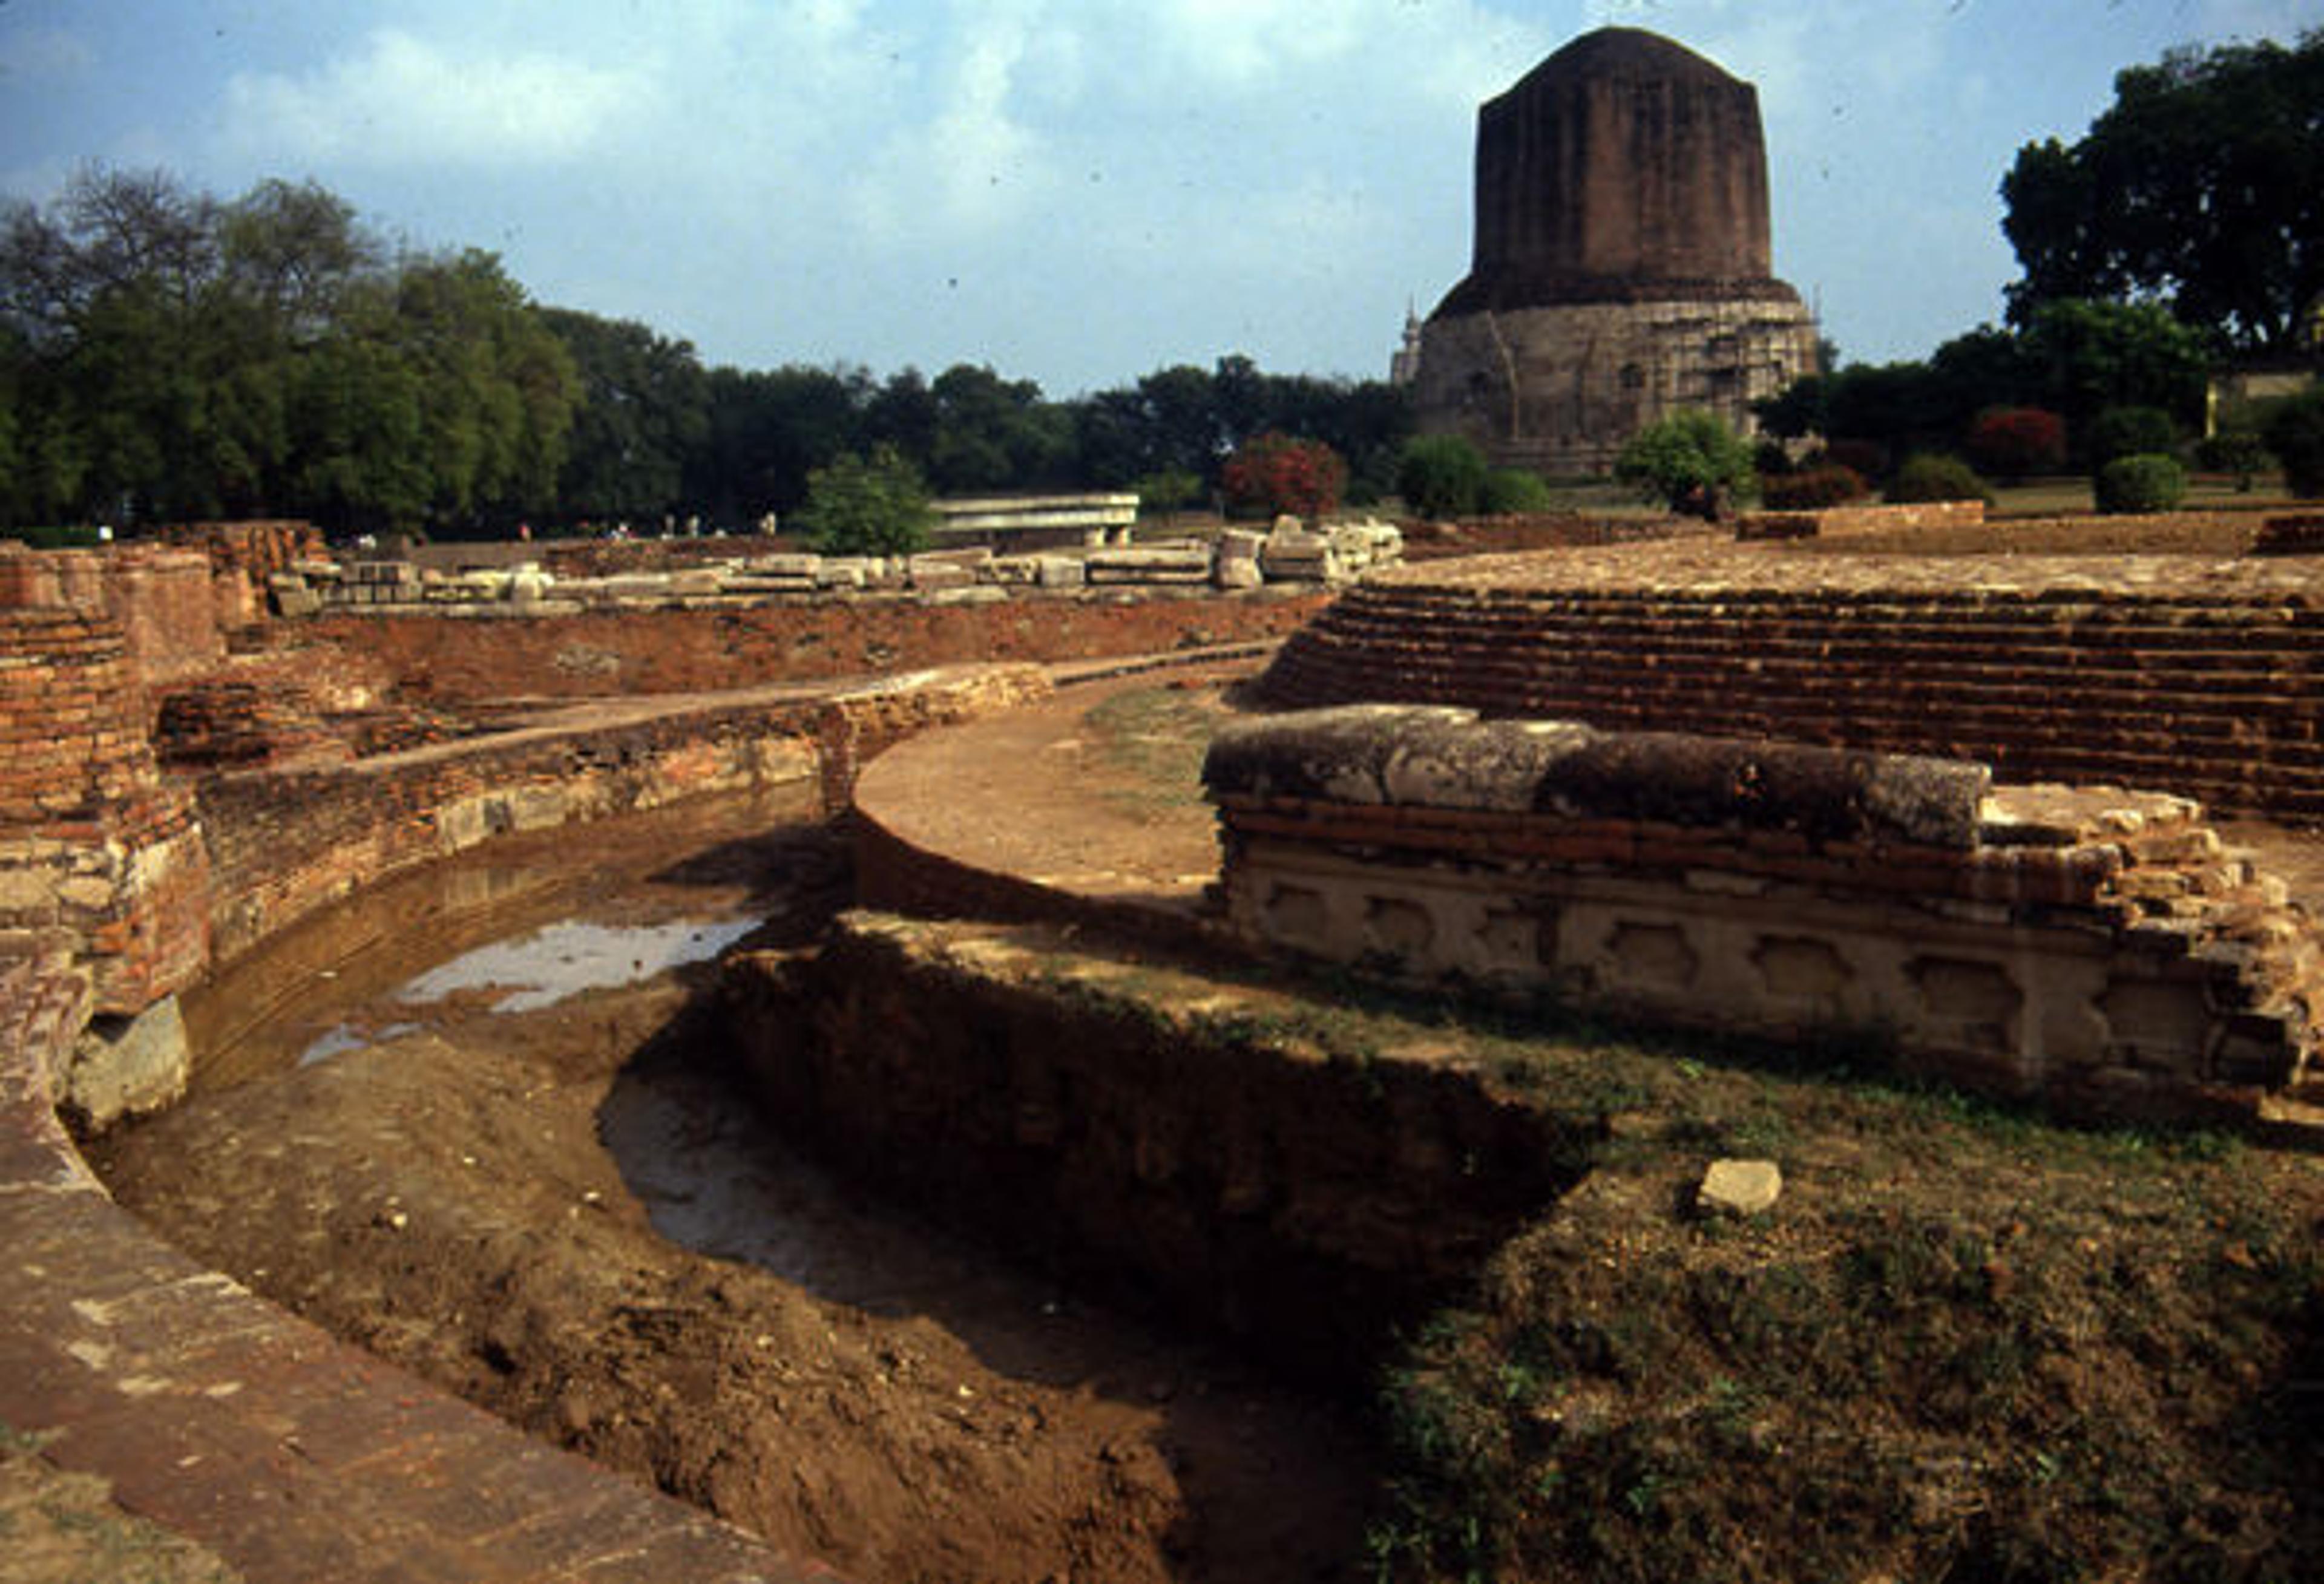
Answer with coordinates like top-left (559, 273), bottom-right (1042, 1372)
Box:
top-left (287, 592), bottom-right (1325, 705)
top-left (1259, 546), bottom-right (2324, 822)
top-left (196, 666), bottom-right (1046, 967)
top-left (1204, 707), bottom-right (2323, 1124)
top-left (0, 592), bottom-right (211, 1024)
top-left (1738, 500), bottom-right (1990, 542)
top-left (1, 535), bottom-right (1071, 1124)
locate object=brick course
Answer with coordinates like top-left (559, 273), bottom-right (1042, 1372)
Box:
top-left (290, 592), bottom-right (1324, 704)
top-left (1259, 542), bottom-right (2324, 820)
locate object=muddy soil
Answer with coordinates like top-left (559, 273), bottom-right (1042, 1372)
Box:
top-left (93, 804), bottom-right (1371, 1584)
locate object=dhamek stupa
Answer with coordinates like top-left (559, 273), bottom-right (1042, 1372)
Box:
top-left (1405, 28), bottom-right (1820, 475)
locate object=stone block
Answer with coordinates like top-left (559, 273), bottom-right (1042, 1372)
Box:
top-left (64, 994), bottom-right (189, 1131)
top-left (910, 562), bottom-right (979, 593)
top-left (1698, 1159), bottom-right (1782, 1217)
top-left (1086, 546), bottom-right (1212, 584)
top-left (1259, 525), bottom-right (1342, 583)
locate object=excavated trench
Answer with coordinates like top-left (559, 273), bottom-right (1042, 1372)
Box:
top-left (86, 792), bottom-right (1576, 1583)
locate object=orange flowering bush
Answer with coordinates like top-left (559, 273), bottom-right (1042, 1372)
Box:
top-left (1221, 431), bottom-right (1347, 520)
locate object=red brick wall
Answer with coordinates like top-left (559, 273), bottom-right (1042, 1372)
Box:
top-left (107, 549), bottom-right (227, 692)
top-left (293, 594), bottom-right (1325, 704)
top-left (1261, 573), bottom-right (2324, 819)
top-left (195, 669), bottom-right (1045, 966)
top-left (0, 600), bottom-right (211, 1015)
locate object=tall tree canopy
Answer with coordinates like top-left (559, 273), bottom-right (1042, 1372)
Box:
top-left (0, 166), bottom-right (577, 534)
top-left (2001, 31), bottom-right (2324, 352)
top-left (1, 166), bottom-right (1410, 535)
top-left (541, 307), bottom-right (710, 522)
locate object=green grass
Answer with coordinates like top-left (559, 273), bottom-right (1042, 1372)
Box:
top-left (939, 921), bottom-right (2324, 1581)
top-left (1080, 684), bottom-right (1229, 813)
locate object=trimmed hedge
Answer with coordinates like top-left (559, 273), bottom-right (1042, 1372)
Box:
top-left (1761, 465), bottom-right (1868, 510)
top-left (1886, 453), bottom-right (1992, 505)
top-left (2095, 452), bottom-right (2188, 514)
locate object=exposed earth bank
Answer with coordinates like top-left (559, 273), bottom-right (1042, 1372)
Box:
top-left (90, 809), bottom-right (1371, 1584)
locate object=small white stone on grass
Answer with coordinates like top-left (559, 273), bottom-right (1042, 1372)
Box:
top-left (1698, 1158), bottom-right (1782, 1217)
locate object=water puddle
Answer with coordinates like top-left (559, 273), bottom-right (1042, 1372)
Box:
top-left (299, 1021), bottom-right (419, 1066)
top-left (392, 917), bottom-right (760, 1015)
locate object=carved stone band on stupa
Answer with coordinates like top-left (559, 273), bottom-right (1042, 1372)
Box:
top-left (1408, 28), bottom-right (1820, 477)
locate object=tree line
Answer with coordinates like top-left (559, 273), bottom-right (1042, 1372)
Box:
top-left (1, 167), bottom-right (1413, 539)
top-left (1758, 29), bottom-right (2322, 483)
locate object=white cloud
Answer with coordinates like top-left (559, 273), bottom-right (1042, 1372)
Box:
top-left (847, 8), bottom-right (1057, 242)
top-left (218, 28), bottom-right (648, 168)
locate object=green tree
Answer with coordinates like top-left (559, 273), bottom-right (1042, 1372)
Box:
top-left (2001, 31), bottom-right (2324, 351)
top-left (697, 362), bottom-right (869, 519)
top-left (2019, 298), bottom-right (2208, 434)
top-left (2264, 388), bottom-right (2324, 496)
top-left (0, 166), bottom-right (575, 535)
top-left (798, 444), bottom-right (933, 555)
top-left (926, 362), bottom-right (1072, 494)
top-left (542, 307), bottom-right (711, 522)
top-left (1132, 468), bottom-right (1202, 523)
top-left (2083, 404), bottom-right (2180, 471)
top-left (383, 249), bottom-right (577, 532)
top-left (1614, 409), bottom-right (1755, 518)
top-left (1397, 433), bottom-right (1489, 518)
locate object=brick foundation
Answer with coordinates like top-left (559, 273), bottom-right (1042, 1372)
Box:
top-left (1259, 542), bottom-right (2324, 820)
top-left (0, 599), bottom-right (211, 1021)
top-left (195, 667), bottom-right (1046, 968)
top-left (290, 592), bottom-right (1324, 704)
top-left (1206, 706), bottom-right (2321, 1123)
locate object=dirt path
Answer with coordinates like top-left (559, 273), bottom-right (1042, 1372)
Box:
top-left (92, 800), bottom-right (1371, 1584)
top-left (855, 667), bottom-right (1244, 908)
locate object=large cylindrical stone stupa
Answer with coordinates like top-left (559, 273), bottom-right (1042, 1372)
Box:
top-left (1409, 28), bottom-right (1819, 476)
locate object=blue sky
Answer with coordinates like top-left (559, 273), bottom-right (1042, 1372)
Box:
top-left (3, 1), bottom-right (2317, 395)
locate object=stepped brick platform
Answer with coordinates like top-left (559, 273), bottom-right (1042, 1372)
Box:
top-left (1204, 706), bottom-right (2322, 1123)
top-left (1257, 542), bottom-right (2324, 821)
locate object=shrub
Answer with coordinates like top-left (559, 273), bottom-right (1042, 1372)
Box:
top-left (1965, 407), bottom-right (2067, 478)
top-left (1132, 468), bottom-right (1203, 519)
top-left (2193, 429), bottom-right (2268, 490)
top-left (2084, 405), bottom-right (2178, 470)
top-left (1819, 438), bottom-right (1888, 480)
top-left (1396, 434), bottom-right (1490, 519)
top-left (1753, 438), bottom-right (1796, 477)
top-left (1479, 467), bottom-right (1554, 515)
top-left (2263, 388), bottom-right (2324, 497)
top-left (1223, 431), bottom-right (1346, 521)
top-left (797, 444), bottom-right (934, 555)
top-left (1886, 453), bottom-right (1992, 505)
top-left (1614, 409), bottom-right (1756, 518)
top-left (1761, 465), bottom-right (1868, 509)
top-left (2093, 452), bottom-right (2188, 514)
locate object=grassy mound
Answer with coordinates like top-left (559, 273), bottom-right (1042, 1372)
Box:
top-left (1366, 1018), bottom-right (2323, 1583)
